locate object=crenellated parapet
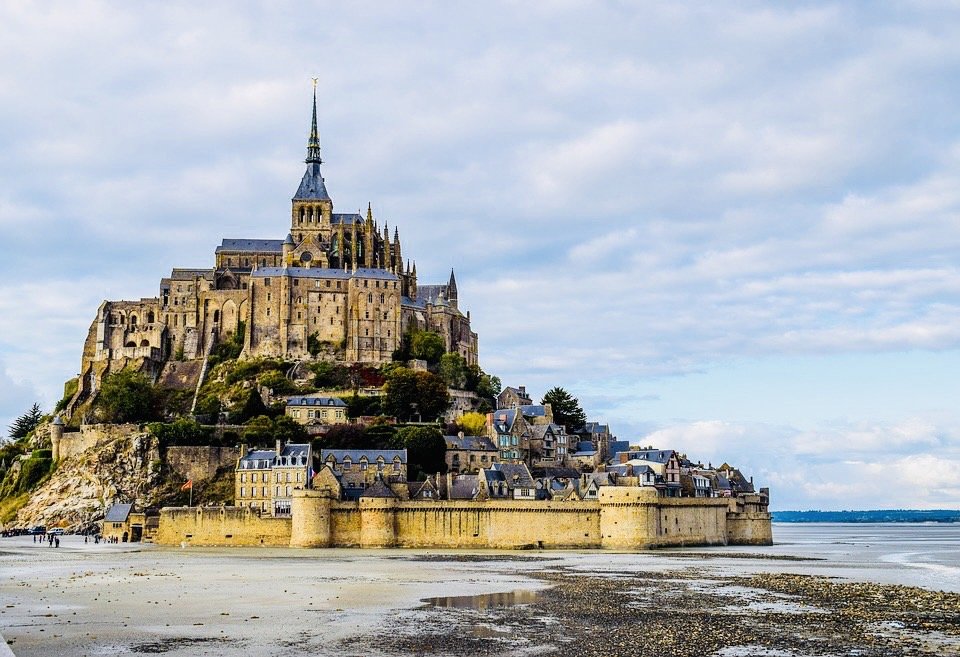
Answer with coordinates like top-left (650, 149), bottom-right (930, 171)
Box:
top-left (160, 490), bottom-right (772, 549)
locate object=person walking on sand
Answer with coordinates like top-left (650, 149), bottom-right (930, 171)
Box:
top-left (54, 536), bottom-right (59, 548)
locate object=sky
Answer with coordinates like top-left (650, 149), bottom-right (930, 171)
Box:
top-left (2, 1), bottom-right (960, 511)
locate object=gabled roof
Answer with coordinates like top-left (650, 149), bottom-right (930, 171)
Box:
top-left (444, 435), bottom-right (497, 451)
top-left (449, 475), bottom-right (480, 500)
top-left (360, 478), bottom-right (397, 498)
top-left (491, 408), bottom-right (518, 434)
top-left (532, 466), bottom-right (580, 479)
top-left (216, 239), bottom-right (285, 253)
top-left (105, 503), bottom-right (133, 522)
top-left (519, 404), bottom-right (547, 418)
top-left (240, 449), bottom-right (278, 465)
top-left (286, 396), bottom-right (348, 408)
top-left (583, 422), bottom-right (610, 434)
top-left (489, 463), bottom-right (534, 488)
top-left (321, 449), bottom-right (407, 464)
top-left (408, 479), bottom-right (438, 498)
top-left (619, 449), bottom-right (676, 464)
top-left (279, 443), bottom-right (310, 459)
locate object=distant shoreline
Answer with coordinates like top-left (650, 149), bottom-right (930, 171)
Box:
top-left (773, 509), bottom-right (960, 523)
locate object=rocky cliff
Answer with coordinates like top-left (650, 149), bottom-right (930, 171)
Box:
top-left (14, 431), bottom-right (163, 532)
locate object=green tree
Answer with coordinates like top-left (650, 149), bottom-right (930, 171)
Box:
top-left (147, 418), bottom-right (210, 446)
top-left (271, 415), bottom-right (309, 443)
top-left (383, 368), bottom-right (450, 422)
top-left (231, 388), bottom-right (268, 424)
top-left (241, 415), bottom-right (275, 443)
top-left (410, 330), bottom-right (445, 364)
top-left (95, 370), bottom-right (161, 423)
top-left (439, 353), bottom-right (468, 389)
top-left (397, 425), bottom-right (446, 480)
top-left (8, 403), bottom-right (43, 440)
top-left (310, 361), bottom-right (349, 389)
top-left (541, 387), bottom-right (587, 432)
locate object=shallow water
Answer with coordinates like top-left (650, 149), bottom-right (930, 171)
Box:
top-left (0, 523), bottom-right (958, 656)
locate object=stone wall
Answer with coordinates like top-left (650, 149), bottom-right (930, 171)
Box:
top-left (58, 423), bottom-right (141, 461)
top-left (157, 506), bottom-right (291, 547)
top-left (161, 488), bottom-right (772, 550)
top-left (165, 446), bottom-right (240, 483)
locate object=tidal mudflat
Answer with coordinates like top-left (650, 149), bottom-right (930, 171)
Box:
top-left (1, 524), bottom-right (958, 656)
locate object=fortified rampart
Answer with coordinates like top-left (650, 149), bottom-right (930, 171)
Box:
top-left (58, 423), bottom-right (143, 461)
top-left (158, 488), bottom-right (772, 549)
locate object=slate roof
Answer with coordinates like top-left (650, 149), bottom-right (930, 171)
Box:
top-left (449, 475), bottom-right (480, 500)
top-left (360, 478), bottom-right (397, 498)
top-left (583, 422), bottom-right (610, 435)
top-left (444, 435), bottom-right (497, 451)
top-left (251, 267), bottom-right (399, 281)
top-left (216, 239), bottom-right (285, 253)
top-left (417, 284), bottom-right (450, 305)
top-left (488, 463), bottom-right (534, 488)
top-left (105, 503), bottom-right (133, 522)
top-left (618, 449), bottom-right (676, 464)
top-left (532, 466), bottom-right (580, 479)
top-left (239, 449), bottom-right (278, 469)
top-left (321, 449), bottom-right (407, 464)
top-left (519, 405), bottom-right (547, 418)
top-left (169, 268), bottom-right (215, 280)
top-left (279, 443), bottom-right (310, 460)
top-left (286, 396), bottom-right (348, 408)
top-left (491, 409), bottom-right (518, 434)
top-left (576, 441), bottom-right (596, 453)
top-left (331, 213), bottom-right (363, 225)
top-left (294, 162), bottom-right (331, 200)
top-left (608, 440), bottom-right (629, 455)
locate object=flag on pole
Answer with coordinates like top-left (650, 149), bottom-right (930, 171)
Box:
top-left (181, 480), bottom-right (193, 491)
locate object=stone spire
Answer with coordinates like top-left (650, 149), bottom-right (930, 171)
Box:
top-left (293, 81), bottom-right (330, 201)
top-left (306, 79), bottom-right (322, 165)
top-left (447, 268), bottom-right (458, 302)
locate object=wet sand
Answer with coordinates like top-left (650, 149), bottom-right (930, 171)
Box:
top-left (1, 526), bottom-right (959, 656)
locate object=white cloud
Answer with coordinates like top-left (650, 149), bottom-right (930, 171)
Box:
top-left (3, 2), bottom-right (960, 509)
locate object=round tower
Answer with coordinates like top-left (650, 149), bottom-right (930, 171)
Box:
top-left (50, 415), bottom-right (64, 463)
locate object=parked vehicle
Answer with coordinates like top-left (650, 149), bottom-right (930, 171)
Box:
top-left (48, 528), bottom-right (65, 536)
top-left (28, 525), bottom-right (46, 535)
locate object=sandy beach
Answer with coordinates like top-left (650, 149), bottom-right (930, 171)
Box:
top-left (1, 525), bottom-right (959, 656)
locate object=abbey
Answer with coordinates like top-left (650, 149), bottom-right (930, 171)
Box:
top-left (71, 91), bottom-right (477, 406)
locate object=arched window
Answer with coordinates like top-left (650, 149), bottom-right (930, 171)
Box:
top-left (331, 235), bottom-right (339, 257)
top-left (139, 339), bottom-right (150, 347)
top-left (367, 293), bottom-right (372, 303)
top-left (213, 310), bottom-right (220, 323)
top-left (125, 341), bottom-right (136, 347)
top-left (147, 311), bottom-right (155, 323)
top-left (130, 315), bottom-right (137, 327)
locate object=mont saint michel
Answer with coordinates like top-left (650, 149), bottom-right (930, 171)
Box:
top-left (1, 91), bottom-right (771, 553)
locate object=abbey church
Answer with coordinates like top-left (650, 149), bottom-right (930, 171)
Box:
top-left (69, 91), bottom-right (478, 411)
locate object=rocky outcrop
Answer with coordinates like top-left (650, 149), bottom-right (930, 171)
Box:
top-left (15, 431), bottom-right (162, 532)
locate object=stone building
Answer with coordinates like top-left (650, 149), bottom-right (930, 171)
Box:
top-left (285, 396), bottom-right (348, 426)
top-left (66, 89), bottom-right (478, 418)
top-left (444, 433), bottom-right (499, 473)
top-left (235, 441), bottom-right (312, 516)
top-left (319, 448), bottom-right (408, 497)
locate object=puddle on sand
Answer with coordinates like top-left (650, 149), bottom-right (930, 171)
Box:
top-left (422, 589), bottom-right (541, 610)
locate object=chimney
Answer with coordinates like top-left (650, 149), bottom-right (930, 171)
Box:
top-left (275, 439), bottom-right (282, 455)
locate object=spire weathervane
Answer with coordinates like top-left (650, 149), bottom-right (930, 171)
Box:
top-left (306, 78), bottom-right (322, 165)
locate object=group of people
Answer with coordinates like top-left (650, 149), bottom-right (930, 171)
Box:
top-left (33, 532), bottom-right (59, 548)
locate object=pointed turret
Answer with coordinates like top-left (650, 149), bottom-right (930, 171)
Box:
top-left (293, 83), bottom-right (330, 201)
top-left (447, 268), bottom-right (458, 303)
